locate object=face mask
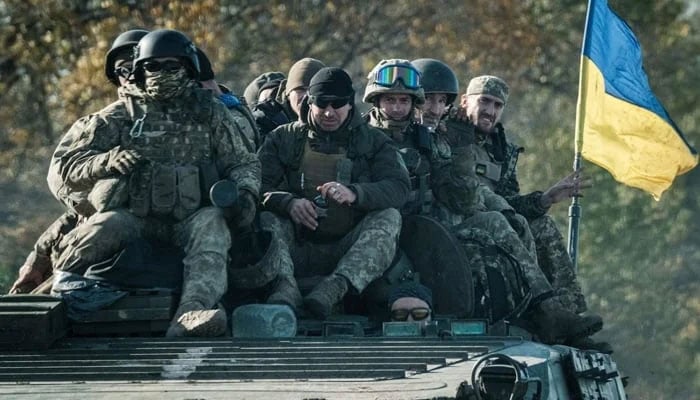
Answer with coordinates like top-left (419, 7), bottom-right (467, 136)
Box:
top-left (144, 68), bottom-right (188, 101)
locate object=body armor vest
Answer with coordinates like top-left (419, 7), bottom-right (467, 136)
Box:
top-left (123, 96), bottom-right (215, 221)
top-left (472, 141), bottom-right (503, 191)
top-left (298, 141), bottom-right (358, 240)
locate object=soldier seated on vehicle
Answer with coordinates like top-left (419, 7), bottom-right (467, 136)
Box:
top-left (363, 59), bottom-right (603, 346)
top-left (446, 74), bottom-right (608, 349)
top-left (258, 67), bottom-right (410, 320)
top-left (9, 28), bottom-right (152, 296)
top-left (196, 47), bottom-right (260, 151)
top-left (49, 29), bottom-right (261, 337)
top-left (388, 282), bottom-right (433, 329)
top-left (243, 58), bottom-right (327, 142)
top-left (244, 71), bottom-right (285, 107)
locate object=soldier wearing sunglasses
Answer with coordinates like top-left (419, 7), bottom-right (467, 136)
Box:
top-left (50, 29), bottom-right (261, 338)
top-left (258, 67), bottom-right (410, 320)
top-left (388, 282), bottom-right (433, 329)
top-left (10, 29), bottom-right (151, 295)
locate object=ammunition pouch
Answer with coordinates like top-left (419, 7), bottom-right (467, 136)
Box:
top-left (474, 159), bottom-right (503, 184)
top-left (410, 123), bottom-right (432, 154)
top-left (128, 163), bottom-right (204, 220)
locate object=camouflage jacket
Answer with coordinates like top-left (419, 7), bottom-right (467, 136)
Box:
top-left (53, 83), bottom-right (261, 216)
top-left (483, 123), bottom-right (549, 219)
top-left (259, 105), bottom-right (410, 216)
top-left (364, 108), bottom-right (477, 216)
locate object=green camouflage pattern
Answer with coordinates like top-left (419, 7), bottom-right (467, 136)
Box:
top-left (466, 75), bottom-right (509, 103)
top-left (475, 123), bottom-right (588, 313)
top-left (52, 207), bottom-right (230, 310)
top-left (260, 209), bottom-right (401, 293)
top-left (366, 108), bottom-right (478, 217)
top-left (529, 215), bottom-right (587, 313)
top-left (48, 82), bottom-right (260, 316)
top-left (54, 83), bottom-right (260, 204)
top-left (437, 208), bottom-right (553, 299)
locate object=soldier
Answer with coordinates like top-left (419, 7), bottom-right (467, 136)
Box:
top-left (50, 29), bottom-right (261, 337)
top-left (196, 47), bottom-right (260, 151)
top-left (408, 60), bottom-right (603, 345)
top-left (363, 58), bottom-right (476, 216)
top-left (388, 282), bottom-right (433, 329)
top-left (258, 67), bottom-right (410, 320)
top-left (243, 71), bottom-right (286, 107)
top-left (9, 28), bottom-right (151, 295)
top-left (458, 75), bottom-right (591, 315)
top-left (243, 71), bottom-right (289, 141)
top-left (275, 57), bottom-right (326, 121)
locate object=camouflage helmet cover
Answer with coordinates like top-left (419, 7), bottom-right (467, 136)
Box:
top-left (363, 59), bottom-right (425, 105)
top-left (411, 58), bottom-right (459, 104)
top-left (466, 75), bottom-right (509, 104)
top-left (105, 29), bottom-right (149, 85)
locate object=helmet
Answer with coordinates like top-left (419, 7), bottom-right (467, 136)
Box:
top-left (196, 47), bottom-right (215, 81)
top-left (411, 58), bottom-right (459, 104)
top-left (363, 59), bottom-right (425, 105)
top-left (104, 29), bottom-right (149, 85)
top-left (133, 29), bottom-right (200, 80)
top-left (244, 71), bottom-right (286, 106)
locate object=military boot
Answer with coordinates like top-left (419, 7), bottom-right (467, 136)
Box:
top-left (166, 301), bottom-right (227, 338)
top-left (304, 274), bottom-right (349, 320)
top-left (267, 276), bottom-right (303, 312)
top-left (533, 296), bottom-right (603, 344)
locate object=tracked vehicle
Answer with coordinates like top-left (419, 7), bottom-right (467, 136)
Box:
top-left (0, 216), bottom-right (627, 399)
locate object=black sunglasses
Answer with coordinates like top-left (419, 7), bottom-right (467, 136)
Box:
top-left (310, 96), bottom-right (350, 109)
top-left (114, 66), bottom-right (132, 78)
top-left (142, 60), bottom-right (183, 73)
top-left (390, 307), bottom-right (431, 321)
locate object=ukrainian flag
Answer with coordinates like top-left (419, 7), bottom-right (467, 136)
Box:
top-left (575, 0), bottom-right (697, 200)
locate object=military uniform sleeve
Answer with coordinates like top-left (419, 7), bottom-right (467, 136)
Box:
top-left (33, 211), bottom-right (80, 258)
top-left (258, 126), bottom-right (298, 215)
top-left (429, 132), bottom-right (481, 215)
top-left (496, 143), bottom-right (549, 218)
top-left (213, 104), bottom-right (262, 200)
top-left (58, 109), bottom-right (124, 192)
top-left (349, 134), bottom-right (410, 211)
top-left (226, 105), bottom-right (261, 152)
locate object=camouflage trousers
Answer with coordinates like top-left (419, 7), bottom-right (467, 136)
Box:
top-left (528, 215), bottom-right (587, 313)
top-left (447, 211), bottom-right (553, 299)
top-left (260, 208), bottom-right (402, 293)
top-left (52, 207), bottom-right (230, 311)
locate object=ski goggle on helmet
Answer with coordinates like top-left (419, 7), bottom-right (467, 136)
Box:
top-left (373, 63), bottom-right (421, 90)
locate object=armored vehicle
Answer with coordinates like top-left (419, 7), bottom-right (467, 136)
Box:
top-left (0, 216), bottom-right (627, 399)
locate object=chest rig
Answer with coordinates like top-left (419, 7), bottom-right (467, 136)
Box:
top-left (296, 139), bottom-right (359, 241)
top-left (396, 123), bottom-right (433, 216)
top-left (122, 92), bottom-right (216, 221)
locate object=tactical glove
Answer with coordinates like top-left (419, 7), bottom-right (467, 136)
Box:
top-left (450, 145), bottom-right (478, 178)
top-left (235, 190), bottom-right (258, 228)
top-left (444, 115), bottom-right (475, 148)
top-left (98, 146), bottom-right (142, 177)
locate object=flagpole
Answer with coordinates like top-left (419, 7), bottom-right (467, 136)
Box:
top-left (568, 0), bottom-right (594, 272)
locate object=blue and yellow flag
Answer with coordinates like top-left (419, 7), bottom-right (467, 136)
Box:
top-left (575, 0), bottom-right (697, 200)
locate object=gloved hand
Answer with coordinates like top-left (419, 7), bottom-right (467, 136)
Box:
top-left (445, 109), bottom-right (475, 148)
top-left (235, 190), bottom-right (258, 228)
top-left (105, 147), bottom-right (142, 176)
